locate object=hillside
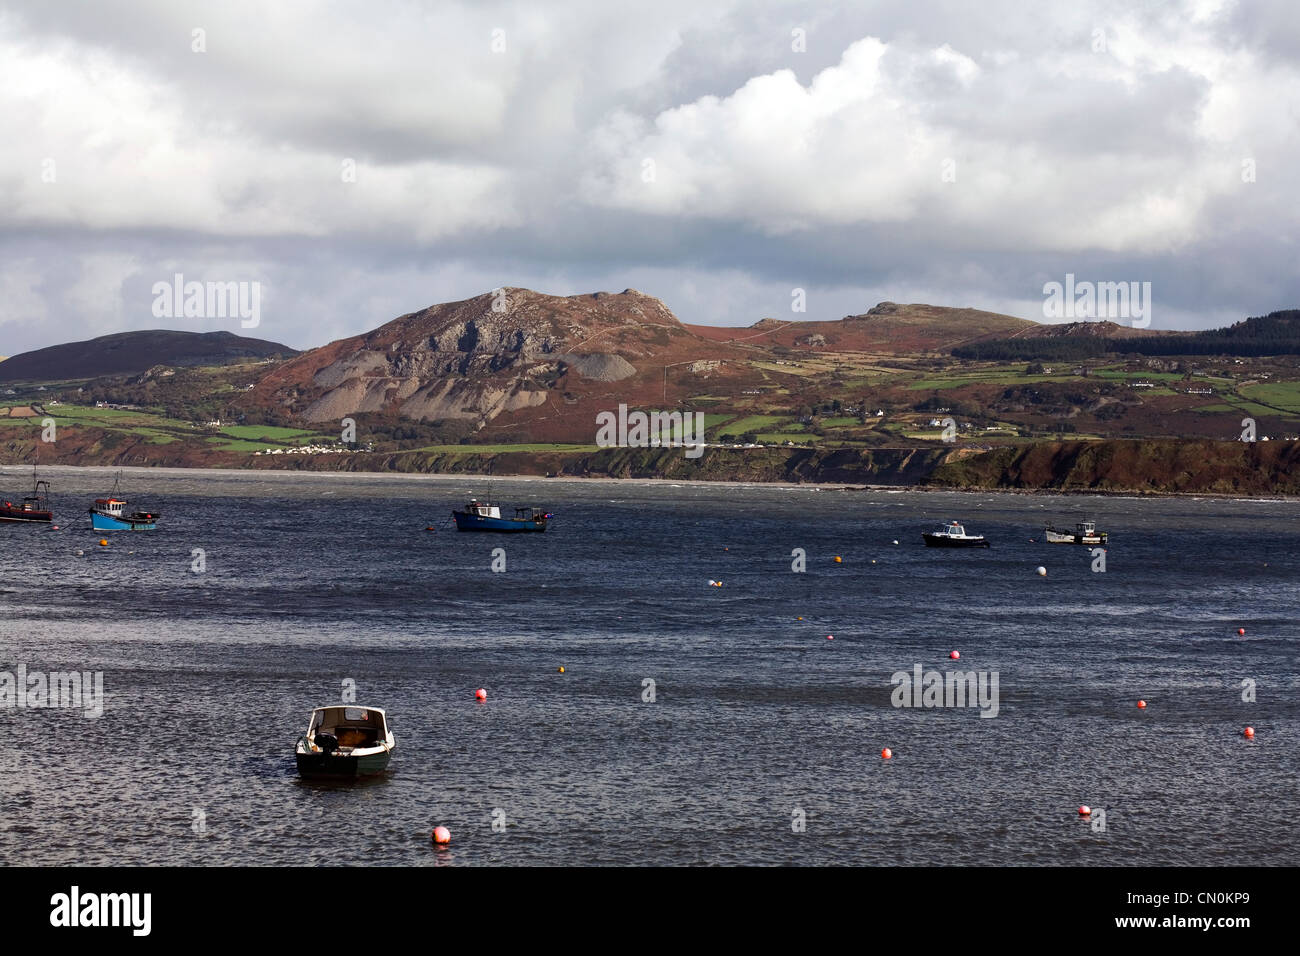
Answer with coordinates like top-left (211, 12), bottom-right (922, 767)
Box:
top-left (0, 330), bottom-right (299, 382)
top-left (248, 287), bottom-right (749, 437)
top-left (686, 301), bottom-right (1038, 352)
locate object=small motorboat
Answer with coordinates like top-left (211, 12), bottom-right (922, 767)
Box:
top-left (295, 705), bottom-right (395, 779)
top-left (1044, 520), bottom-right (1107, 545)
top-left (89, 474), bottom-right (158, 531)
top-left (922, 521), bottom-right (990, 548)
top-left (0, 474), bottom-right (52, 524)
top-left (452, 498), bottom-right (550, 532)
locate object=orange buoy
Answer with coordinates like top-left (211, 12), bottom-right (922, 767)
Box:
top-left (1244, 726), bottom-right (1255, 739)
top-left (1078, 805), bottom-right (1091, 816)
top-left (1137, 700), bottom-right (1146, 709)
top-left (432, 825), bottom-right (451, 844)
top-left (834, 556), bottom-right (842, 563)
top-left (475, 688), bottom-right (487, 701)
top-left (950, 651), bottom-right (960, 660)
top-left (557, 666), bottom-right (565, 673)
top-left (99, 539), bottom-right (109, 547)
top-left (881, 748), bottom-right (892, 759)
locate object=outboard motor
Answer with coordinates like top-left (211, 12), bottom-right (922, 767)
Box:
top-left (315, 732), bottom-right (339, 755)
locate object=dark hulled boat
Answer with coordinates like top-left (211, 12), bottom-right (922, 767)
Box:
top-left (452, 499), bottom-right (550, 532)
top-left (295, 705), bottom-right (395, 779)
top-left (0, 476), bottom-right (52, 524)
top-left (922, 521), bottom-right (990, 548)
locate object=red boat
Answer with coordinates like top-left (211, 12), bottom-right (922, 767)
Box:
top-left (0, 478), bottom-right (52, 523)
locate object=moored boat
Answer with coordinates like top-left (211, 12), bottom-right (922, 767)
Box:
top-left (1044, 520), bottom-right (1107, 545)
top-left (452, 499), bottom-right (550, 532)
top-left (922, 521), bottom-right (990, 548)
top-left (90, 497), bottom-right (159, 531)
top-left (89, 474), bottom-right (158, 531)
top-left (295, 705), bottom-right (395, 778)
top-left (0, 475), bottom-right (52, 524)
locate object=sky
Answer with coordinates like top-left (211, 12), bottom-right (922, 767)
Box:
top-left (2, 0), bottom-right (1298, 353)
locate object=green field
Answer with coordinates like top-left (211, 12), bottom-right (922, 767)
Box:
top-left (1239, 381), bottom-right (1300, 413)
top-left (717, 414), bottom-right (788, 434)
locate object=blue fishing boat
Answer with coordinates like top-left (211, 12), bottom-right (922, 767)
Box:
top-left (452, 499), bottom-right (550, 532)
top-left (89, 476), bottom-right (159, 531)
top-left (90, 497), bottom-right (158, 531)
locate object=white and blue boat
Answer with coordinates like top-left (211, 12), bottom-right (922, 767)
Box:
top-left (452, 499), bottom-right (549, 532)
top-left (89, 487), bottom-right (158, 531)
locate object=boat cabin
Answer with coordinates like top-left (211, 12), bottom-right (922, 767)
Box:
top-left (308, 706), bottom-right (389, 750)
top-left (94, 498), bottom-right (127, 517)
top-left (465, 499), bottom-right (500, 519)
top-left (934, 522), bottom-right (968, 537)
top-left (1077, 521), bottom-right (1096, 533)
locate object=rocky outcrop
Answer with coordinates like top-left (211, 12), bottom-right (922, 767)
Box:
top-left (264, 287), bottom-right (715, 425)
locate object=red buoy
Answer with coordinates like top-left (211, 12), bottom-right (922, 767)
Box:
top-left (881, 748), bottom-right (892, 759)
top-left (826, 634), bottom-right (833, 640)
top-left (475, 688), bottom-right (487, 701)
top-left (1237, 628), bottom-right (1245, 636)
top-left (432, 825), bottom-right (451, 844)
top-left (1078, 805), bottom-right (1091, 816)
top-left (1137, 700), bottom-right (1146, 709)
top-left (1244, 726), bottom-right (1255, 739)
top-left (950, 651), bottom-right (960, 660)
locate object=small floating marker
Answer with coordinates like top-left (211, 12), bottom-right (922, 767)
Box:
top-left (1078, 805), bottom-right (1091, 816)
top-left (1137, 700), bottom-right (1146, 709)
top-left (1036, 566), bottom-right (1047, 576)
top-left (892, 540), bottom-right (899, 545)
top-left (1243, 726), bottom-right (1255, 739)
top-left (950, 651), bottom-right (960, 660)
top-left (432, 826), bottom-right (451, 845)
top-left (826, 634), bottom-right (834, 640)
top-left (75, 549), bottom-right (84, 556)
top-left (425, 526), bottom-right (435, 531)
top-left (1237, 627), bottom-right (1245, 636)
top-left (881, 748), bottom-right (892, 760)
top-left (797, 616), bottom-right (803, 620)
top-left (99, 539), bottom-right (109, 547)
top-left (51, 525), bottom-right (59, 530)
top-left (475, 688), bottom-right (487, 701)
top-left (557, 666), bottom-right (565, 673)
top-left (871, 559), bottom-right (876, 564)
top-left (834, 556), bottom-right (842, 563)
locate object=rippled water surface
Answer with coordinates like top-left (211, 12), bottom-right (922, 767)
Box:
top-left (1, 466), bottom-right (1296, 865)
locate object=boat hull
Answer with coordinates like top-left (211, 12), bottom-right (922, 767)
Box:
top-left (452, 511), bottom-right (547, 532)
top-left (90, 510), bottom-right (157, 531)
top-left (922, 533), bottom-right (990, 548)
top-left (295, 749), bottom-right (392, 779)
top-left (0, 510), bottom-right (52, 523)
top-left (1044, 528), bottom-right (1107, 545)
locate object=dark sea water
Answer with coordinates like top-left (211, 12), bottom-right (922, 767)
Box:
top-left (0, 465), bottom-right (1296, 866)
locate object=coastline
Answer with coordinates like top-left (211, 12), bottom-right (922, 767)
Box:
top-left (5, 460), bottom-right (1297, 501)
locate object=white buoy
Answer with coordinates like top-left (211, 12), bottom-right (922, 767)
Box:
top-left (1036, 566), bottom-right (1047, 576)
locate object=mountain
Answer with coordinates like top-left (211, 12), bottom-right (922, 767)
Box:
top-left (251, 287), bottom-right (746, 428)
top-left (0, 330), bottom-right (299, 382)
